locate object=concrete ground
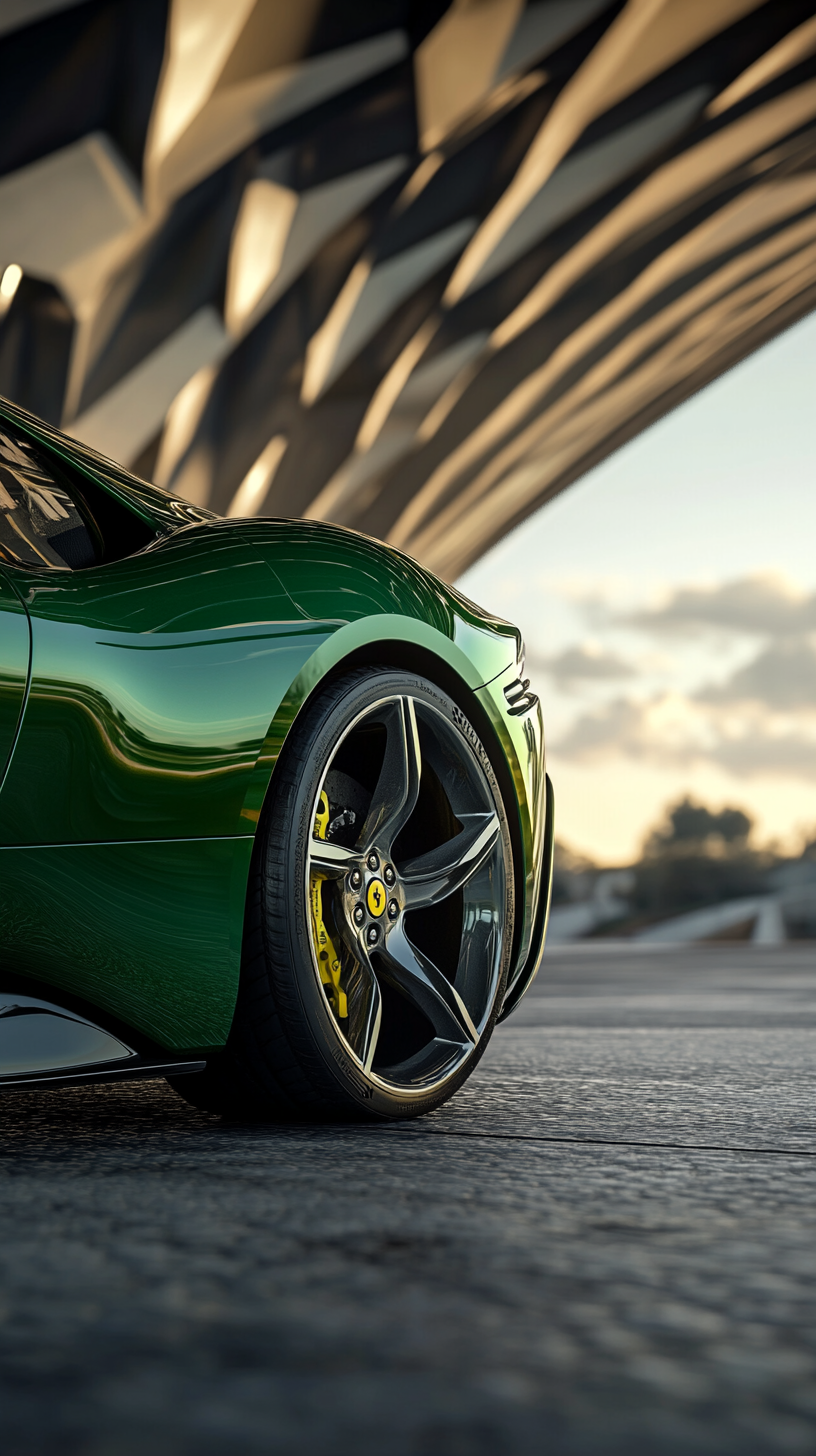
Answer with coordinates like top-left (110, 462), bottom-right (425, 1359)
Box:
top-left (2, 945), bottom-right (816, 1455)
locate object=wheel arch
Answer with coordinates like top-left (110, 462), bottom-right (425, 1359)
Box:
top-left (241, 619), bottom-right (527, 976)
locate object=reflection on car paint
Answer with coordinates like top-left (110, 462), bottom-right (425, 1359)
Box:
top-left (0, 398), bottom-right (549, 1058)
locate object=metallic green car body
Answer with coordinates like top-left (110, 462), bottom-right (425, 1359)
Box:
top-left (0, 396), bottom-right (551, 1060)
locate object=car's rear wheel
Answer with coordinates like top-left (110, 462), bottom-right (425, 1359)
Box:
top-left (171, 668), bottom-right (515, 1120)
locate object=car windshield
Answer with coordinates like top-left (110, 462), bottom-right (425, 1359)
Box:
top-left (0, 426), bottom-right (97, 570)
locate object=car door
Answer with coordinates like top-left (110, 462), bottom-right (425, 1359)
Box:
top-left (0, 568), bottom-right (30, 787)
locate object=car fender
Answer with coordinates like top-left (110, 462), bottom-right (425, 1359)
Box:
top-left (240, 613), bottom-right (545, 994)
top-left (239, 612), bottom-right (513, 830)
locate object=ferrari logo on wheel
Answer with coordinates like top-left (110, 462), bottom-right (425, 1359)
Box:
top-left (366, 877), bottom-right (386, 918)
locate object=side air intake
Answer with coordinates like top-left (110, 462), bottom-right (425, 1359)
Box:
top-left (503, 678), bottom-right (538, 718)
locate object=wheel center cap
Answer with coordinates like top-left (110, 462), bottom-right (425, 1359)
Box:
top-left (366, 877), bottom-right (387, 918)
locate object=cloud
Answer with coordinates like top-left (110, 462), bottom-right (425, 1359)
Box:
top-left (554, 691), bottom-right (816, 779)
top-left (543, 574), bottom-right (816, 781)
top-left (624, 575), bottom-right (816, 638)
top-left (699, 637), bottom-right (816, 711)
top-left (706, 730), bottom-right (816, 778)
top-left (556, 694), bottom-right (713, 765)
top-left (532, 643), bottom-right (634, 686)
top-left (555, 698), bottom-right (647, 757)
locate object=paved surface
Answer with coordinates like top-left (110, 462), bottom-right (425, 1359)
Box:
top-left (3, 946), bottom-right (816, 1455)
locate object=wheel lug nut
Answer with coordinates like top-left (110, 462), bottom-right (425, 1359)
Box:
top-left (367, 925), bottom-right (379, 946)
top-left (367, 852), bottom-right (379, 871)
top-left (387, 900), bottom-right (399, 920)
top-left (353, 904), bottom-right (365, 926)
top-left (350, 869), bottom-right (362, 889)
top-left (383, 865), bottom-right (395, 885)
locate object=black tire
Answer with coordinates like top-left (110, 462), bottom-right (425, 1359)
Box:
top-left (170, 667), bottom-right (515, 1121)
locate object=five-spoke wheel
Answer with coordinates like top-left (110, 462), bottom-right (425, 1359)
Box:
top-left (306, 692), bottom-right (507, 1093)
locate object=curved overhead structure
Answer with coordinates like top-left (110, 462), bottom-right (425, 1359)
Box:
top-left (1, 1), bottom-right (816, 577)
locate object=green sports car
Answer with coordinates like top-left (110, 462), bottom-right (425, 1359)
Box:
top-left (0, 395), bottom-right (553, 1120)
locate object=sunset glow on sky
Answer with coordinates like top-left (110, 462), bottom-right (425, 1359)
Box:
top-left (461, 310), bottom-right (816, 864)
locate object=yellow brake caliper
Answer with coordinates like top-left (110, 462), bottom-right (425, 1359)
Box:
top-left (310, 790), bottom-right (348, 1019)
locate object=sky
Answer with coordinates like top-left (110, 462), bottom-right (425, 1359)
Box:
top-left (459, 309), bottom-right (816, 865)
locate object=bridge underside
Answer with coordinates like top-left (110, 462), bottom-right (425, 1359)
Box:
top-left (2, 1), bottom-right (816, 577)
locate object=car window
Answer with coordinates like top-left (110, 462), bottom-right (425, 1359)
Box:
top-left (0, 426), bottom-right (98, 571)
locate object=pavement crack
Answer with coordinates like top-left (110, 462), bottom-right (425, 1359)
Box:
top-left (382, 1126), bottom-right (816, 1159)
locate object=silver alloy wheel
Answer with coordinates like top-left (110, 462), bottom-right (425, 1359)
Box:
top-left (305, 693), bottom-right (507, 1092)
